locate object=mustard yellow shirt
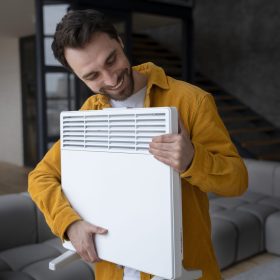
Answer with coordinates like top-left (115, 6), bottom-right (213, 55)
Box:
top-left (28, 62), bottom-right (248, 280)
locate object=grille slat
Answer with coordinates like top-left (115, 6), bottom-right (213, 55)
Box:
top-left (62, 109), bottom-right (170, 153)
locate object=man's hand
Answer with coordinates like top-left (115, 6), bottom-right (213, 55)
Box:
top-left (149, 119), bottom-right (194, 173)
top-left (66, 220), bottom-right (108, 263)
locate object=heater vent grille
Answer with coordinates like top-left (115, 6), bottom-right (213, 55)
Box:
top-left (61, 110), bottom-right (170, 153)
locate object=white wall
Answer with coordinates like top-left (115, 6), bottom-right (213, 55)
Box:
top-left (0, 0), bottom-right (34, 166)
top-left (0, 37), bottom-right (23, 165)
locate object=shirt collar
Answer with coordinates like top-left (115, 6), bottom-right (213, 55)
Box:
top-left (92, 62), bottom-right (169, 108)
top-left (133, 62), bottom-right (169, 93)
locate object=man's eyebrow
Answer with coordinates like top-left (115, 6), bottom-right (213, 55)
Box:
top-left (81, 50), bottom-right (117, 80)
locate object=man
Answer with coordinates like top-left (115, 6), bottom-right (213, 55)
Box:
top-left (28, 9), bottom-right (248, 280)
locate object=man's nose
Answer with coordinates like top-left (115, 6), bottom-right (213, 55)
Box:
top-left (103, 71), bottom-right (118, 87)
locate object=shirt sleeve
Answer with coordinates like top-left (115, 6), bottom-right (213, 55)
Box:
top-left (28, 140), bottom-right (81, 240)
top-left (27, 97), bottom-right (100, 240)
top-left (181, 94), bottom-right (248, 196)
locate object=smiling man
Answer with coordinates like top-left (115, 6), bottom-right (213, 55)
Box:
top-left (65, 32), bottom-right (137, 101)
top-left (28, 9), bottom-right (248, 280)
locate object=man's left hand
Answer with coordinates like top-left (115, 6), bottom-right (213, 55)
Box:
top-left (149, 120), bottom-right (194, 173)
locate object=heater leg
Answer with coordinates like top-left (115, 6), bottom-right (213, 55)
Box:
top-left (151, 268), bottom-right (202, 280)
top-left (49, 250), bottom-right (80, 270)
top-left (178, 269), bottom-right (202, 279)
top-left (50, 251), bottom-right (202, 280)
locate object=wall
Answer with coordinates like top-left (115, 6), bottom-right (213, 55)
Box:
top-left (0, 38), bottom-right (23, 165)
top-left (194, 0), bottom-right (280, 127)
top-left (0, 0), bottom-right (34, 166)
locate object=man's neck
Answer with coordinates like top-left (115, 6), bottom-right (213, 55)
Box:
top-left (132, 69), bottom-right (147, 94)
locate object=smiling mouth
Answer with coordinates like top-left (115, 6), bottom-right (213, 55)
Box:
top-left (107, 72), bottom-right (125, 91)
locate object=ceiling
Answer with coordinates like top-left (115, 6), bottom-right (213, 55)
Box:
top-left (0, 0), bottom-right (190, 38)
top-left (0, 0), bottom-right (35, 38)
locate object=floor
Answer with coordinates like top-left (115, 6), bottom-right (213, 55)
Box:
top-left (222, 253), bottom-right (279, 279)
top-left (0, 161), bottom-right (31, 195)
top-left (0, 161), bottom-right (279, 279)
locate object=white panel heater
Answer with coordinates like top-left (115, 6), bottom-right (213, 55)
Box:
top-left (60, 107), bottom-right (183, 279)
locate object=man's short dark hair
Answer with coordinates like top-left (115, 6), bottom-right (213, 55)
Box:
top-left (51, 9), bottom-right (119, 70)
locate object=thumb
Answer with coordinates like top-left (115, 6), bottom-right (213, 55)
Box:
top-left (178, 117), bottom-right (188, 136)
top-left (91, 225), bottom-right (108, 234)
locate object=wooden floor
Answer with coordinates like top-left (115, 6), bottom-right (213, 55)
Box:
top-left (0, 161), bottom-right (31, 195)
top-left (0, 161), bottom-right (279, 279)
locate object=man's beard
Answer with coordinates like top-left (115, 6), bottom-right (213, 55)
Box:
top-left (99, 68), bottom-right (134, 101)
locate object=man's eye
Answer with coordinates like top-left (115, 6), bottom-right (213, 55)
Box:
top-left (87, 74), bottom-right (98, 81)
top-left (107, 55), bottom-right (116, 65)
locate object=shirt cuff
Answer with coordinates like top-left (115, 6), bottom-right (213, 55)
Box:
top-left (53, 206), bottom-right (82, 241)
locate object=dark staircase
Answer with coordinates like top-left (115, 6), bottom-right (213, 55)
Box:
top-left (131, 33), bottom-right (280, 161)
top-left (132, 33), bottom-right (182, 79)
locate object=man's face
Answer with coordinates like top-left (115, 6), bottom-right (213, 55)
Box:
top-left (65, 32), bottom-right (134, 101)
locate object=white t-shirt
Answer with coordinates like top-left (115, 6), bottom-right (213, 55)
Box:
top-left (110, 86), bottom-right (146, 109)
top-left (110, 86), bottom-right (146, 280)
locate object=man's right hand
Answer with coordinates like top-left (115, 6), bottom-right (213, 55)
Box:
top-left (66, 220), bottom-right (108, 263)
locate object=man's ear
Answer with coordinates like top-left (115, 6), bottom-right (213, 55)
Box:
top-left (118, 36), bottom-right (124, 49)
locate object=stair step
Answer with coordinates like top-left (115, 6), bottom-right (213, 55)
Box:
top-left (132, 33), bottom-right (158, 41)
top-left (229, 126), bottom-right (276, 135)
top-left (132, 49), bottom-right (178, 58)
top-left (133, 33), bottom-right (154, 38)
top-left (200, 85), bottom-right (222, 92)
top-left (132, 33), bottom-right (280, 161)
top-left (258, 153), bottom-right (280, 161)
top-left (194, 76), bottom-right (209, 84)
top-left (218, 105), bottom-right (247, 112)
top-left (243, 147), bottom-right (280, 160)
top-left (223, 116), bottom-right (261, 123)
top-left (133, 43), bottom-right (163, 50)
top-left (213, 95), bottom-right (235, 101)
top-left (133, 41), bottom-right (158, 47)
top-left (164, 68), bottom-right (182, 76)
top-left (241, 138), bottom-right (280, 148)
top-left (134, 57), bottom-right (181, 66)
top-left (132, 33), bottom-right (157, 40)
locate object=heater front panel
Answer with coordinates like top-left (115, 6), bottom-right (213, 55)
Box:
top-left (62, 150), bottom-right (178, 278)
top-left (61, 107), bottom-right (182, 279)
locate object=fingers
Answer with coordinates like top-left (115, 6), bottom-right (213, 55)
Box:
top-left (149, 142), bottom-right (181, 162)
top-left (150, 142), bottom-right (176, 153)
top-left (151, 133), bottom-right (177, 143)
top-left (149, 143), bottom-right (183, 172)
top-left (149, 122), bottom-right (194, 172)
top-left (153, 154), bottom-right (176, 170)
top-left (150, 147), bottom-right (185, 172)
top-left (150, 134), bottom-right (184, 155)
top-left (84, 224), bottom-right (107, 263)
top-left (90, 224), bottom-right (108, 234)
top-left (67, 220), bottom-right (108, 263)
top-left (78, 232), bottom-right (100, 263)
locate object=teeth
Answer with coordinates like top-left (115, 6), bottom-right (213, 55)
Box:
top-left (111, 75), bottom-right (123, 90)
